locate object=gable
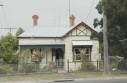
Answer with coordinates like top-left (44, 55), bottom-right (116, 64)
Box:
top-left (65, 22), bottom-right (96, 37)
top-left (71, 25), bottom-right (91, 36)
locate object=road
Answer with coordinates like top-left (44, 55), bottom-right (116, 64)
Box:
top-left (0, 78), bottom-right (127, 83)
top-left (52, 78), bottom-right (127, 83)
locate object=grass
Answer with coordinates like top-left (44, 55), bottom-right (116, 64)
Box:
top-left (0, 71), bottom-right (127, 82)
top-left (110, 70), bottom-right (127, 77)
top-left (72, 71), bottom-right (103, 78)
top-left (72, 70), bottom-right (127, 78)
top-left (0, 73), bottom-right (65, 82)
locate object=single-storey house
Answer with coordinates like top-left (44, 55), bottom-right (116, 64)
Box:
top-left (18, 15), bottom-right (100, 71)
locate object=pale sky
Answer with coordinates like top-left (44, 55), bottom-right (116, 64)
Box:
top-left (0, 0), bottom-right (102, 35)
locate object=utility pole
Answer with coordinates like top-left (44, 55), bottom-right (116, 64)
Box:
top-left (1, 27), bottom-right (16, 34)
top-left (103, 0), bottom-right (109, 75)
top-left (0, 4), bottom-right (16, 34)
top-left (69, 0), bottom-right (71, 27)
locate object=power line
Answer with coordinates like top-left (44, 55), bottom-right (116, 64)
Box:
top-left (0, 20), bottom-right (2, 26)
top-left (1, 5), bottom-right (9, 27)
top-left (71, 3), bottom-right (84, 22)
top-left (69, 0), bottom-right (70, 17)
top-left (85, 0), bottom-right (95, 22)
top-left (0, 3), bottom-right (16, 34)
top-left (0, 3), bottom-right (3, 26)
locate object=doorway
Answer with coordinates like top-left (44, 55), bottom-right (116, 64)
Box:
top-left (52, 48), bottom-right (64, 68)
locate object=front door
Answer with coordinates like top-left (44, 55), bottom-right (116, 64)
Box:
top-left (52, 48), bottom-right (64, 68)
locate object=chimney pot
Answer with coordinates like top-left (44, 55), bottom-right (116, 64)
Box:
top-left (32, 15), bottom-right (39, 27)
top-left (70, 14), bottom-right (76, 27)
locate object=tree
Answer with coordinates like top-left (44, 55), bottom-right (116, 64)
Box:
top-left (91, 31), bottom-right (103, 55)
top-left (18, 49), bottom-right (45, 73)
top-left (16, 27), bottom-right (24, 37)
top-left (94, 0), bottom-right (127, 58)
top-left (0, 33), bottom-right (18, 63)
top-left (18, 49), bottom-right (31, 73)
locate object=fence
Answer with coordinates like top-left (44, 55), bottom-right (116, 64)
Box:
top-left (67, 59), bottom-right (127, 73)
top-left (67, 60), bottom-right (101, 72)
top-left (0, 61), bottom-right (59, 74)
top-left (0, 59), bottom-right (127, 74)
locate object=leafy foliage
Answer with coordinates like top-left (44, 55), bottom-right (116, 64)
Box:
top-left (0, 33), bottom-right (18, 64)
top-left (81, 49), bottom-right (96, 71)
top-left (19, 49), bottom-right (31, 64)
top-left (0, 65), bottom-right (15, 74)
top-left (17, 49), bottom-right (31, 73)
top-left (31, 49), bottom-right (44, 62)
top-left (91, 31), bottom-right (103, 55)
top-left (94, 0), bottom-right (127, 58)
top-left (16, 27), bottom-right (24, 37)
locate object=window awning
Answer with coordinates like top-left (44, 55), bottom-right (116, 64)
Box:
top-left (72, 41), bottom-right (93, 46)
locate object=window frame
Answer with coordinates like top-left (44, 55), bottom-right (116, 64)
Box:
top-left (73, 46), bottom-right (91, 61)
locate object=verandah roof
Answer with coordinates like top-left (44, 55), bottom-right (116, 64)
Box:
top-left (19, 39), bottom-right (64, 45)
top-left (72, 41), bottom-right (93, 46)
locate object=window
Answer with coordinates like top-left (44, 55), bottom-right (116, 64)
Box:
top-left (73, 47), bottom-right (90, 61)
top-left (31, 48), bottom-right (44, 62)
top-left (74, 48), bottom-right (82, 61)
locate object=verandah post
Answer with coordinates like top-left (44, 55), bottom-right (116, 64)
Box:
top-left (56, 59), bottom-right (58, 73)
top-left (97, 60), bottom-right (98, 71)
top-left (67, 59), bottom-right (69, 73)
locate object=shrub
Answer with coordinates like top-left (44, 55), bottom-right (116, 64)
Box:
top-left (80, 50), bottom-right (96, 71)
top-left (0, 65), bottom-right (15, 74)
top-left (6, 66), bottom-right (15, 74)
top-left (0, 66), bottom-right (6, 74)
top-left (25, 63), bottom-right (36, 73)
top-left (42, 65), bottom-right (52, 72)
top-left (109, 62), bottom-right (117, 70)
top-left (81, 62), bottom-right (96, 71)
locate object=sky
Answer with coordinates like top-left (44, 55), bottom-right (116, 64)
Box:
top-left (0, 0), bottom-right (102, 36)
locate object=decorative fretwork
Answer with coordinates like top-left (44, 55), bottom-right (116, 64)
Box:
top-left (77, 28), bottom-right (86, 35)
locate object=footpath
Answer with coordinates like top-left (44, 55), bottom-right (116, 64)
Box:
top-left (0, 77), bottom-right (127, 83)
top-left (0, 73), bottom-right (127, 83)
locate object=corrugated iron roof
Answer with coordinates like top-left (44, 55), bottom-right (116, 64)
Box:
top-left (18, 22), bottom-right (97, 38)
top-left (19, 39), bottom-right (64, 45)
top-left (18, 26), bottom-right (72, 38)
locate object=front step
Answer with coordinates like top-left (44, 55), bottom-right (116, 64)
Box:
top-left (58, 68), bottom-right (66, 73)
top-left (58, 70), bottom-right (66, 73)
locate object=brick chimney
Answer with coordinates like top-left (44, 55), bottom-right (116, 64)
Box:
top-left (70, 14), bottom-right (76, 27)
top-left (32, 15), bottom-right (39, 27)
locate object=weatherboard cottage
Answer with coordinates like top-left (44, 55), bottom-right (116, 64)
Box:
top-left (18, 15), bottom-right (100, 71)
